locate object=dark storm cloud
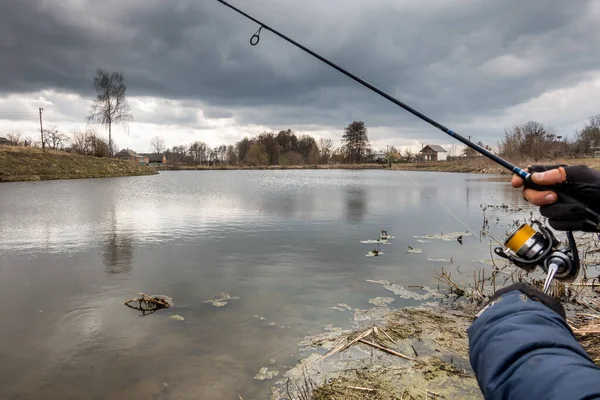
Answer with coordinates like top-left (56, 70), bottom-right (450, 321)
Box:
top-left (1, 0), bottom-right (599, 140)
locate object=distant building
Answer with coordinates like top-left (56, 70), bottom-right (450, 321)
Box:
top-left (419, 145), bottom-right (447, 161)
top-left (114, 149), bottom-right (149, 164)
top-left (371, 151), bottom-right (387, 163)
top-left (140, 153), bottom-right (167, 166)
top-left (0, 137), bottom-right (10, 145)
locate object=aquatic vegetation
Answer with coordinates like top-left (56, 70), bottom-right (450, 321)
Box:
top-left (204, 292), bottom-right (240, 307)
top-left (414, 231), bottom-right (472, 241)
top-left (254, 367), bottom-right (279, 381)
top-left (368, 297), bottom-right (395, 307)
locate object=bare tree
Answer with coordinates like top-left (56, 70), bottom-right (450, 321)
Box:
top-left (6, 132), bottom-right (24, 146)
top-left (42, 126), bottom-right (69, 150)
top-left (86, 69), bottom-right (133, 157)
top-left (150, 136), bottom-right (166, 154)
top-left (70, 128), bottom-right (116, 157)
top-left (499, 121), bottom-right (558, 160)
top-left (318, 137), bottom-right (333, 164)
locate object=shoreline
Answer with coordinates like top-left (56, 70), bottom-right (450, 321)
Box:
top-left (263, 222), bottom-right (600, 399)
top-left (4, 144), bottom-right (600, 183)
top-left (160, 157), bottom-right (600, 175)
top-left (267, 276), bottom-right (600, 400)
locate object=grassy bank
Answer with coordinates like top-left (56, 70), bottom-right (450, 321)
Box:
top-left (161, 157), bottom-right (600, 174)
top-left (0, 145), bottom-right (157, 182)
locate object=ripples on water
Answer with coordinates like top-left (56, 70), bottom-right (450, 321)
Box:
top-left (0, 170), bottom-right (531, 399)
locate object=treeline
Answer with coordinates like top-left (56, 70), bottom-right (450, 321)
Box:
top-left (498, 115), bottom-right (600, 160)
top-left (2, 128), bottom-right (117, 157)
top-left (165, 121), bottom-right (375, 166)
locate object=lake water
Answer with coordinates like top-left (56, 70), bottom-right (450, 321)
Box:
top-left (0, 170), bottom-right (530, 399)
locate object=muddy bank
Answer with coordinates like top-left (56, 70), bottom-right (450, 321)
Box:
top-left (266, 279), bottom-right (600, 400)
top-left (273, 302), bottom-right (481, 400)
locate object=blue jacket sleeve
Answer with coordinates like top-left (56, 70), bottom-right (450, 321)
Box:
top-left (467, 290), bottom-right (600, 400)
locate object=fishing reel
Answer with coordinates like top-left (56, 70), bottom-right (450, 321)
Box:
top-left (494, 221), bottom-right (580, 292)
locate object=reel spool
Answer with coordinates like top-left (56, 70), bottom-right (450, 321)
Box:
top-left (494, 221), bottom-right (579, 282)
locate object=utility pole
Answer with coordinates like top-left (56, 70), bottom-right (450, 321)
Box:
top-left (468, 136), bottom-right (471, 157)
top-left (39, 107), bottom-right (45, 151)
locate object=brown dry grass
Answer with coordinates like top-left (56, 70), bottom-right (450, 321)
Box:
top-left (0, 145), bottom-right (157, 182)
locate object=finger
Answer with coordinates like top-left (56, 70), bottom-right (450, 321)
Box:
top-left (523, 188), bottom-right (557, 206)
top-left (511, 166), bottom-right (530, 188)
top-left (530, 167), bottom-right (566, 186)
top-left (511, 174), bottom-right (524, 188)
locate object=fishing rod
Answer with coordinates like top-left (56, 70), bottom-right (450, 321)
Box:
top-left (216, 0), bottom-right (598, 289)
top-left (215, 1), bottom-right (522, 177)
top-left (215, 0), bottom-right (599, 222)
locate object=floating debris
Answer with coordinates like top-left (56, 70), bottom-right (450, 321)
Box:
top-left (366, 250), bottom-right (384, 257)
top-left (457, 235), bottom-right (464, 245)
top-left (204, 293), bottom-right (240, 307)
top-left (169, 314), bottom-right (185, 321)
top-left (337, 303), bottom-right (353, 311)
top-left (366, 280), bottom-right (442, 301)
top-left (417, 239), bottom-right (431, 243)
top-left (414, 231), bottom-right (472, 241)
top-left (124, 293), bottom-right (173, 315)
top-left (354, 307), bottom-right (392, 322)
top-left (427, 258), bottom-right (452, 263)
top-left (368, 297), bottom-right (396, 307)
top-left (254, 367), bottom-right (279, 381)
top-left (406, 246), bottom-right (422, 254)
top-left (360, 239), bottom-right (390, 244)
top-left (254, 315), bottom-right (266, 320)
top-left (329, 306), bottom-right (347, 311)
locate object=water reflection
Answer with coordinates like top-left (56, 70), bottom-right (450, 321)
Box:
top-left (345, 186), bottom-right (366, 224)
top-left (103, 205), bottom-right (133, 274)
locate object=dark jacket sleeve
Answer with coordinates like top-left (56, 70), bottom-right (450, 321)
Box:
top-left (467, 290), bottom-right (600, 400)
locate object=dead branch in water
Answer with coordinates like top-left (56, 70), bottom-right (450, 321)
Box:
top-left (347, 386), bottom-right (375, 392)
top-left (124, 293), bottom-right (172, 315)
top-left (358, 339), bottom-right (417, 362)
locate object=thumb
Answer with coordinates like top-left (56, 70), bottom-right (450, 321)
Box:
top-left (531, 168), bottom-right (566, 186)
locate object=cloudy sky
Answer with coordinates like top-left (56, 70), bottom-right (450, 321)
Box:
top-left (1, 0), bottom-right (599, 154)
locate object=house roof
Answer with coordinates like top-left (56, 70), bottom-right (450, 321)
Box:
top-left (115, 149), bottom-right (143, 157)
top-left (420, 144), bottom-right (447, 153)
top-left (140, 153), bottom-right (165, 162)
top-left (0, 137), bottom-right (9, 144)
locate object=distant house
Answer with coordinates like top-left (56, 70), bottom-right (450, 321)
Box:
top-left (419, 145), bottom-right (447, 161)
top-left (0, 137), bottom-right (10, 145)
top-left (371, 151), bottom-right (387, 163)
top-left (114, 149), bottom-right (149, 164)
top-left (140, 153), bottom-right (167, 166)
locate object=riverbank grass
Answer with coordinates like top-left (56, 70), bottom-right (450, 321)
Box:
top-left (0, 145), bottom-right (157, 182)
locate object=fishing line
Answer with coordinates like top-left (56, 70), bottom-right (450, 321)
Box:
top-left (398, 169), bottom-right (504, 247)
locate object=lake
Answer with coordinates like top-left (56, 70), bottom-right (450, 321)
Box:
top-left (0, 170), bottom-right (530, 399)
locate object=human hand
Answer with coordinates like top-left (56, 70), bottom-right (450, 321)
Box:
top-left (511, 164), bottom-right (600, 231)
